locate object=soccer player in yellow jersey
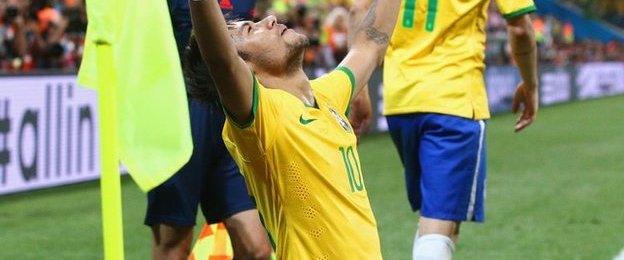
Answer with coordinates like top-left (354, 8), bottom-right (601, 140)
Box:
top-left (188, 0), bottom-right (401, 258)
top-left (353, 0), bottom-right (539, 258)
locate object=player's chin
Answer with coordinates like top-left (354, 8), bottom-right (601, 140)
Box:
top-left (285, 34), bottom-right (309, 49)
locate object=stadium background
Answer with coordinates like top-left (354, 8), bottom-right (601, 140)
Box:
top-left (0, 0), bottom-right (623, 259)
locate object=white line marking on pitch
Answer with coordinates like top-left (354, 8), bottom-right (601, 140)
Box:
top-left (614, 247), bottom-right (624, 260)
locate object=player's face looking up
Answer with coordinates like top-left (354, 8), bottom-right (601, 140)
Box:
top-left (228, 15), bottom-right (309, 72)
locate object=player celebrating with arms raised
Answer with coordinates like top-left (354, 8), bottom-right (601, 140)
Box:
top-left (188, 0), bottom-right (401, 257)
top-left (144, 0), bottom-right (272, 259)
top-left (352, 0), bottom-right (539, 259)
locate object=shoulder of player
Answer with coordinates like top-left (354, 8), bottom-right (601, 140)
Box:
top-left (310, 70), bottom-right (347, 90)
top-left (310, 79), bottom-right (333, 101)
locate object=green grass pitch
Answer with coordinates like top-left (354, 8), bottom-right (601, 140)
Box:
top-left (1, 96), bottom-right (623, 259)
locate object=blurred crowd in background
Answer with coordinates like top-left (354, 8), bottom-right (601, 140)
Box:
top-left (0, 0), bottom-right (623, 74)
top-left (0, 0), bottom-right (86, 73)
top-left (486, 4), bottom-right (624, 66)
top-left (563, 0), bottom-right (624, 28)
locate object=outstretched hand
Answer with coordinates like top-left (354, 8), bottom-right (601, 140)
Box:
top-left (511, 82), bottom-right (538, 133)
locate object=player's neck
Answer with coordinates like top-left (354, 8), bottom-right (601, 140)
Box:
top-left (256, 69), bottom-right (314, 106)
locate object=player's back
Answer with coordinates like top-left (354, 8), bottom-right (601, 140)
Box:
top-left (384, 0), bottom-right (536, 119)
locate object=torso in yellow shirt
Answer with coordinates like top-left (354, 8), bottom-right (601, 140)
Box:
top-left (223, 67), bottom-right (382, 259)
top-left (384, 0), bottom-right (536, 119)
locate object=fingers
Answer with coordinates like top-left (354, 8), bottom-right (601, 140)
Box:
top-left (514, 118), bottom-right (532, 132)
top-left (514, 110), bottom-right (535, 132)
top-left (361, 117), bottom-right (372, 133)
top-left (351, 116), bottom-right (372, 140)
top-left (352, 121), bottom-right (362, 136)
top-left (353, 118), bottom-right (366, 138)
top-left (349, 107), bottom-right (372, 139)
top-left (512, 83), bottom-right (539, 132)
top-left (511, 90), bottom-right (521, 113)
top-left (358, 118), bottom-right (371, 138)
top-left (349, 114), bottom-right (362, 136)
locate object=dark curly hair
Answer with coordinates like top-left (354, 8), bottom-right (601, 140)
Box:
top-left (182, 34), bottom-right (219, 103)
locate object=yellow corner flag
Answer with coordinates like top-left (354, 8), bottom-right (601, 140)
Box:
top-left (77, 0), bottom-right (192, 258)
top-left (79, 0), bottom-right (192, 192)
top-left (189, 223), bottom-right (234, 260)
top-left (189, 223), bottom-right (277, 260)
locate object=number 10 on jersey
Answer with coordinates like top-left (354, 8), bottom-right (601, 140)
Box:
top-left (339, 146), bottom-right (364, 192)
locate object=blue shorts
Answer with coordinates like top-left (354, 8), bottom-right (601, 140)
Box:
top-left (144, 100), bottom-right (255, 227)
top-left (387, 113), bottom-right (487, 222)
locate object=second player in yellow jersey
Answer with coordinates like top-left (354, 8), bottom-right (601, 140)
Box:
top-left (384, 0), bottom-right (536, 119)
top-left (370, 0), bottom-right (540, 258)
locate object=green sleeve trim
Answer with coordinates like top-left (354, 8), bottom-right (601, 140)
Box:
top-left (223, 74), bottom-right (259, 129)
top-left (503, 5), bottom-right (537, 20)
top-left (336, 66), bottom-right (356, 116)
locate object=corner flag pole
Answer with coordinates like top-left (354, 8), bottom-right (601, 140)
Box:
top-left (96, 43), bottom-right (125, 260)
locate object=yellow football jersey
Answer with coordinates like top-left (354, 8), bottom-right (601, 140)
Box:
top-left (223, 67), bottom-right (382, 259)
top-left (384, 0), bottom-right (536, 119)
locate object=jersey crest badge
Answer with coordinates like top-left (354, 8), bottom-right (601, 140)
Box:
top-left (329, 108), bottom-right (352, 133)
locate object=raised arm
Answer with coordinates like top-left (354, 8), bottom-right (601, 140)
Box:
top-left (339, 0), bottom-right (401, 96)
top-left (189, 0), bottom-right (254, 125)
top-left (506, 14), bottom-right (539, 132)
